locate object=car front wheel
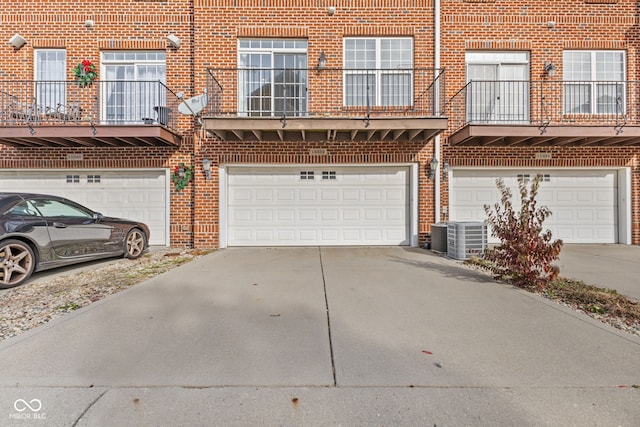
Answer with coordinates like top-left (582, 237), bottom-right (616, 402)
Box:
top-left (124, 229), bottom-right (146, 259)
top-left (0, 240), bottom-right (36, 289)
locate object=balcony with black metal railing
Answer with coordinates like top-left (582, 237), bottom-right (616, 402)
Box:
top-left (203, 67), bottom-right (447, 142)
top-left (0, 80), bottom-right (182, 147)
top-left (446, 79), bottom-right (640, 146)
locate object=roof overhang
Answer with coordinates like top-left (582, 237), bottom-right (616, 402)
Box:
top-left (202, 116), bottom-right (449, 142)
top-left (0, 125), bottom-right (182, 147)
top-left (448, 124), bottom-right (640, 147)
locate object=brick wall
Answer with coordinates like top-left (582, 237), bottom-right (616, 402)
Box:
top-left (441, 0), bottom-right (640, 244)
top-left (0, 0), bottom-right (198, 247)
top-left (192, 0), bottom-right (439, 247)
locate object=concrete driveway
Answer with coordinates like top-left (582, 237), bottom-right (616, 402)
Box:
top-left (1, 247), bottom-right (638, 426)
top-left (558, 244), bottom-right (640, 300)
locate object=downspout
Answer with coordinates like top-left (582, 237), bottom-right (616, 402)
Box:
top-left (434, 0), bottom-right (441, 224)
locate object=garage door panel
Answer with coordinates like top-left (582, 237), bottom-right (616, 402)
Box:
top-left (342, 209), bottom-right (360, 221)
top-left (299, 230), bottom-right (318, 241)
top-left (299, 189), bottom-right (317, 201)
top-left (320, 209), bottom-right (339, 221)
top-left (227, 166), bottom-right (410, 246)
top-left (321, 189), bottom-right (339, 201)
top-left (256, 189), bottom-right (273, 201)
top-left (342, 230), bottom-right (361, 240)
top-left (596, 209), bottom-right (616, 221)
top-left (299, 209), bottom-right (317, 221)
top-left (255, 209), bottom-right (274, 222)
top-left (278, 189), bottom-right (295, 200)
top-left (363, 209), bottom-right (382, 221)
top-left (451, 169), bottom-right (617, 244)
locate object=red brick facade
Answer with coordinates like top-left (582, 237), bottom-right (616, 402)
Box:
top-left (1, 0), bottom-right (639, 247)
top-left (441, 0), bottom-right (640, 245)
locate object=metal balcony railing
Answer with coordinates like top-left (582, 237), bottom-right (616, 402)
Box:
top-left (0, 80), bottom-right (181, 131)
top-left (447, 80), bottom-right (634, 133)
top-left (204, 67), bottom-right (446, 120)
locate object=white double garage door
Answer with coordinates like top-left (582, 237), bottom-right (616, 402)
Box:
top-left (450, 169), bottom-right (631, 244)
top-left (223, 166), bottom-right (413, 246)
top-left (0, 170), bottom-right (168, 246)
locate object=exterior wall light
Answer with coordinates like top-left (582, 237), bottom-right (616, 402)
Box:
top-left (544, 62), bottom-right (556, 78)
top-left (8, 34), bottom-right (26, 49)
top-left (317, 51), bottom-right (327, 71)
top-left (167, 34), bottom-right (181, 49)
top-left (202, 158), bottom-right (211, 180)
top-left (428, 157), bottom-right (439, 180)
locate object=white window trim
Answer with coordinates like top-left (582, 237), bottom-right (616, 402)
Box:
top-left (237, 38), bottom-right (309, 117)
top-left (343, 37), bottom-right (414, 107)
top-left (99, 51), bottom-right (167, 124)
top-left (563, 50), bottom-right (626, 115)
top-left (34, 49), bottom-right (67, 81)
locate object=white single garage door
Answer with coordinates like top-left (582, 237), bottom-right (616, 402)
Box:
top-left (450, 169), bottom-right (618, 243)
top-left (227, 166), bottom-right (410, 246)
top-left (0, 170), bottom-right (168, 245)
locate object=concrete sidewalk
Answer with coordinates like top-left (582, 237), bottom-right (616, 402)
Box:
top-left (1, 247), bottom-right (639, 426)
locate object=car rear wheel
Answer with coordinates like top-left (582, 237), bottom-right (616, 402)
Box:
top-left (0, 240), bottom-right (36, 289)
top-left (124, 229), bottom-right (146, 259)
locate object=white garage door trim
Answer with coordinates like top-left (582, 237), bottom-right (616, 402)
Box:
top-left (219, 164), bottom-right (418, 247)
top-left (448, 167), bottom-right (631, 244)
top-left (0, 169), bottom-right (170, 246)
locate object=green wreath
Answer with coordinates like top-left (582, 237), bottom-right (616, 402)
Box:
top-left (73, 60), bottom-right (98, 87)
top-left (172, 163), bottom-right (194, 191)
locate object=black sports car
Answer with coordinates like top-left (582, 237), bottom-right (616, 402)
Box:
top-left (0, 192), bottom-right (150, 288)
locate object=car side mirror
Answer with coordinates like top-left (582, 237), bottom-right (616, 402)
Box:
top-left (93, 212), bottom-right (104, 220)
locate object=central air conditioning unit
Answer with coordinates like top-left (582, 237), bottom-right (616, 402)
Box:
top-left (430, 223), bottom-right (448, 254)
top-left (447, 221), bottom-right (488, 261)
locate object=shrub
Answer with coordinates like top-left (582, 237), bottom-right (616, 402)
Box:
top-left (482, 174), bottom-right (563, 290)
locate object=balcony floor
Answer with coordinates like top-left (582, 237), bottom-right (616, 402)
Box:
top-left (202, 116), bottom-right (448, 142)
top-left (448, 124), bottom-right (640, 147)
top-left (0, 124), bottom-right (182, 147)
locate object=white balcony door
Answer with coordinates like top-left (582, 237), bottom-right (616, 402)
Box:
top-left (35, 49), bottom-right (66, 113)
top-left (101, 52), bottom-right (166, 124)
top-left (238, 39), bottom-right (308, 117)
top-left (466, 52), bottom-right (529, 124)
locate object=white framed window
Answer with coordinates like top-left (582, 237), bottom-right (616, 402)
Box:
top-left (238, 39), bottom-right (308, 117)
top-left (34, 49), bottom-right (66, 113)
top-left (563, 50), bottom-right (625, 115)
top-left (465, 51), bottom-right (530, 124)
top-left (101, 51), bottom-right (166, 124)
top-left (343, 37), bottom-right (413, 107)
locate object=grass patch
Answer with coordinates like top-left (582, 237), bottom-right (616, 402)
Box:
top-left (56, 302), bottom-right (82, 312)
top-left (545, 278), bottom-right (640, 324)
top-left (466, 257), bottom-right (640, 330)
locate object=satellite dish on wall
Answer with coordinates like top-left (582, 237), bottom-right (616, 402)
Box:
top-left (178, 93), bottom-right (208, 116)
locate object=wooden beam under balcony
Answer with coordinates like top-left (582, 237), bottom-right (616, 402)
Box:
top-left (202, 116), bottom-right (448, 143)
top-left (0, 124), bottom-right (182, 147)
top-left (448, 124), bottom-right (640, 147)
